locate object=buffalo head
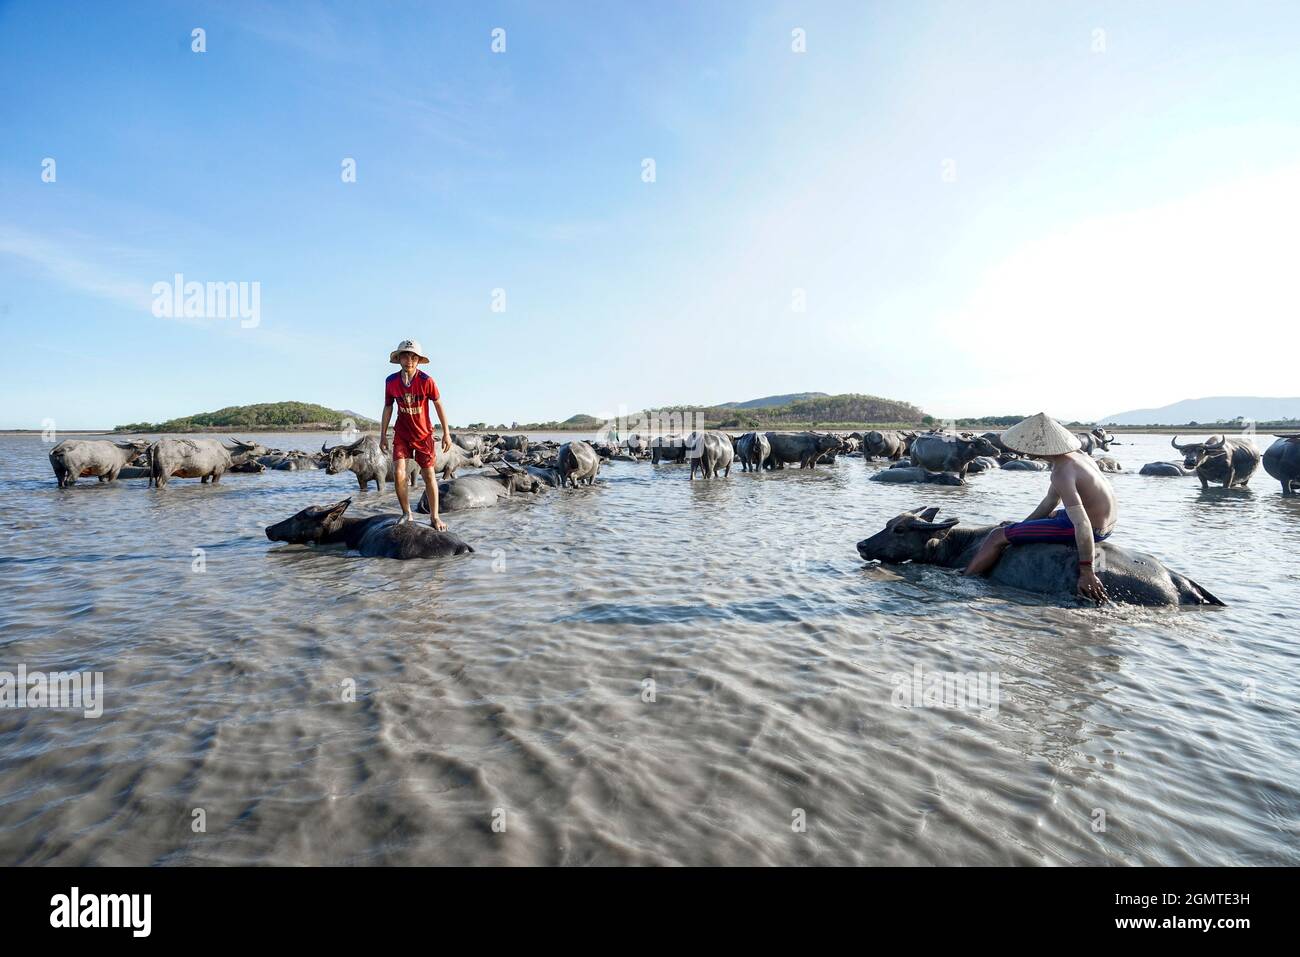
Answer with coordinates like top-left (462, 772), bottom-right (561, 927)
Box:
top-left (857, 507), bottom-right (960, 564)
top-left (265, 498), bottom-right (352, 544)
top-left (1172, 434), bottom-right (1227, 470)
top-left (322, 437), bottom-right (366, 475)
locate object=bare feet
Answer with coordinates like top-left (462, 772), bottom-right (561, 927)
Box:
top-left (431, 515), bottom-right (447, 531)
top-left (397, 512), bottom-right (414, 525)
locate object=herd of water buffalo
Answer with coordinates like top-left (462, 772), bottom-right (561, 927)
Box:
top-left (44, 425), bottom-right (1300, 601)
top-left (45, 426), bottom-right (1300, 495)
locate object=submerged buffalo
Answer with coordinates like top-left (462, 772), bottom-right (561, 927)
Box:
top-left (735, 431), bottom-right (770, 472)
top-left (323, 435), bottom-right (418, 491)
top-left (909, 433), bottom-right (999, 476)
top-left (149, 438), bottom-right (232, 488)
top-left (526, 464), bottom-right (566, 487)
top-left (1171, 435), bottom-right (1260, 488)
top-left (1002, 458), bottom-right (1049, 471)
top-left (1140, 461), bottom-right (1189, 476)
top-left (416, 465), bottom-right (543, 512)
top-left (689, 430), bottom-right (734, 479)
top-left (1094, 455), bottom-right (1122, 473)
top-left (49, 439), bottom-right (150, 487)
top-left (857, 507), bottom-right (1224, 606)
top-left (1263, 434), bottom-right (1300, 495)
top-left (869, 467), bottom-right (964, 485)
top-left (266, 498), bottom-right (473, 559)
top-left (557, 440), bottom-right (600, 486)
top-left (765, 431), bottom-right (841, 470)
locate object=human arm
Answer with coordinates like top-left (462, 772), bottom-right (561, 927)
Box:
top-left (434, 398), bottom-right (451, 454)
top-left (1057, 479), bottom-right (1108, 603)
top-left (380, 399), bottom-right (394, 452)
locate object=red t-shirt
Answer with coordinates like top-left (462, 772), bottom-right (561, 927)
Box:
top-left (385, 370), bottom-right (440, 442)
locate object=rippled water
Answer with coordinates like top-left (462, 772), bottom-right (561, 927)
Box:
top-left (1, 430), bottom-right (1297, 865)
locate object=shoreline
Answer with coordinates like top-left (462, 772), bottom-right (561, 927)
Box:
top-left (1, 424), bottom-right (1289, 437)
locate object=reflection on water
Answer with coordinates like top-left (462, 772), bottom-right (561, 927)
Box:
top-left (0, 431), bottom-right (1296, 865)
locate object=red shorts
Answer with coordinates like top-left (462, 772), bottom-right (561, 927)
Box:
top-left (392, 432), bottom-right (436, 469)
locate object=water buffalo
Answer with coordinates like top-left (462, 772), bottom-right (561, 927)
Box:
top-left (857, 507), bottom-right (1224, 606)
top-left (965, 456), bottom-right (1000, 474)
top-left (1140, 461), bottom-right (1190, 476)
top-left (979, 432), bottom-right (1018, 457)
top-left (1094, 455), bottom-right (1122, 473)
top-left (223, 437), bottom-right (268, 466)
top-left (735, 431), bottom-right (771, 472)
top-left (624, 434), bottom-right (649, 456)
top-left (650, 435), bottom-right (689, 464)
top-left (148, 438), bottom-right (233, 488)
top-left (1263, 434), bottom-right (1300, 495)
top-left (435, 443), bottom-right (483, 480)
top-left (557, 440), bottom-right (600, 486)
top-left (765, 431), bottom-right (842, 470)
top-left (1171, 435), bottom-right (1261, 488)
top-left (416, 465), bottom-right (543, 512)
top-left (526, 464), bottom-right (566, 487)
top-left (688, 430), bottom-right (734, 479)
top-left (499, 435), bottom-right (529, 453)
top-left (265, 498), bottom-right (473, 559)
top-left (1075, 427), bottom-right (1115, 454)
top-left (49, 439), bottom-right (150, 487)
top-left (869, 467), bottom-right (965, 485)
top-left (863, 430), bottom-right (907, 461)
top-left (323, 435), bottom-right (419, 491)
top-left (1001, 458), bottom-right (1049, 471)
top-left (451, 433), bottom-right (486, 455)
top-left (909, 433), bottom-right (1000, 476)
top-left (265, 451), bottom-right (319, 471)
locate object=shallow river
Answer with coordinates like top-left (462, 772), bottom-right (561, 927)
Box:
top-left (1, 430), bottom-right (1296, 865)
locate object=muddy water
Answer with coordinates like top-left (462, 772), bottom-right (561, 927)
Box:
top-left (0, 431), bottom-right (1296, 864)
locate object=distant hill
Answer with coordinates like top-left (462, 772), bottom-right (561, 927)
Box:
top-left (517, 393), bottom-right (926, 431)
top-left (1102, 396), bottom-right (1300, 426)
top-left (114, 402), bottom-right (380, 433)
top-left (718, 392), bottom-right (829, 410)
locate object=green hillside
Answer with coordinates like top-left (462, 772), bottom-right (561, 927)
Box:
top-left (517, 393), bottom-right (927, 431)
top-left (115, 402), bottom-right (379, 433)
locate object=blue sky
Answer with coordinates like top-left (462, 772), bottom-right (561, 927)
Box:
top-left (2, 0), bottom-right (1299, 429)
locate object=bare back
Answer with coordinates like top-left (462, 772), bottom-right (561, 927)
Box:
top-left (1051, 452), bottom-right (1117, 533)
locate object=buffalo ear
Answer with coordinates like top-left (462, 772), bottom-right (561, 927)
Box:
top-left (322, 498), bottom-right (352, 521)
top-left (916, 506), bottom-right (941, 522)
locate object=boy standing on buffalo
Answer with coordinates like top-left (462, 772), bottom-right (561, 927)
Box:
top-left (379, 339), bottom-right (452, 529)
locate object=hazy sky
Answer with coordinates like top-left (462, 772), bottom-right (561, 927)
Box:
top-left (2, 0), bottom-right (1298, 429)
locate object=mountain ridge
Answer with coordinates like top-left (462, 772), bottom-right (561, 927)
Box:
top-left (1102, 396), bottom-right (1300, 426)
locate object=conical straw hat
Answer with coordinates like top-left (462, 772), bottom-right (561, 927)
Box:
top-left (1001, 413), bottom-right (1081, 456)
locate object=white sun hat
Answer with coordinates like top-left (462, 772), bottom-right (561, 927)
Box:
top-left (1001, 412), bottom-right (1081, 456)
top-left (389, 339), bottom-right (430, 364)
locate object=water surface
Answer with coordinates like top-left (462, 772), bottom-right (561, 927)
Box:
top-left (1, 431), bottom-right (1296, 865)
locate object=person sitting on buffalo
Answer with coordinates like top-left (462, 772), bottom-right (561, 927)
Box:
top-left (962, 413), bottom-right (1117, 602)
top-left (380, 338), bottom-right (453, 529)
